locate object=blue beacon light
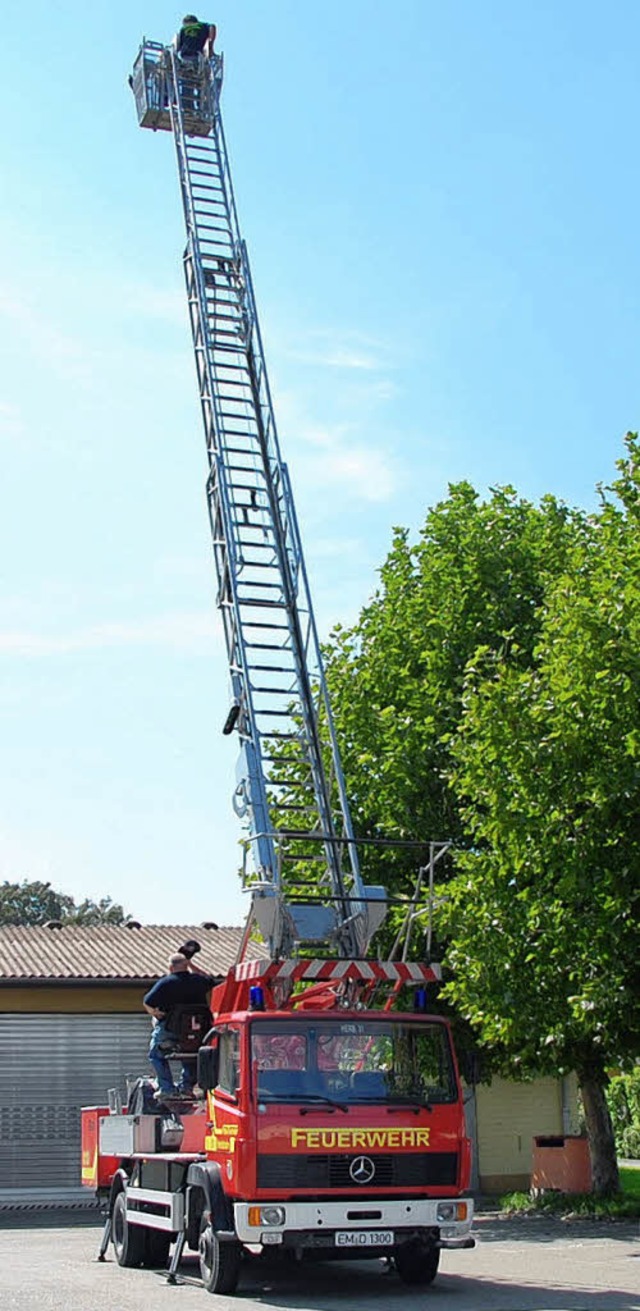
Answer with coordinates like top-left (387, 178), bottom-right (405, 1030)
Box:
top-left (249, 985), bottom-right (266, 1011)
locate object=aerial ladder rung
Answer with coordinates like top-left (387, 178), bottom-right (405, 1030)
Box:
top-left (248, 665), bottom-right (296, 675)
top-left (225, 481), bottom-right (268, 495)
top-left (253, 706), bottom-right (300, 719)
top-left (257, 765), bottom-right (312, 776)
top-left (211, 425), bottom-right (261, 438)
top-left (213, 538), bottom-right (276, 554)
top-left (223, 467), bottom-right (268, 481)
top-left (236, 562), bottom-right (282, 576)
top-left (208, 363), bottom-right (252, 376)
top-left (242, 621), bottom-right (291, 632)
top-left (237, 579), bottom-right (284, 591)
top-left (255, 732), bottom-right (303, 743)
top-left (235, 599), bottom-right (287, 612)
top-left (207, 376), bottom-right (253, 390)
top-left (191, 216), bottom-right (230, 230)
top-left (244, 642), bottom-right (292, 653)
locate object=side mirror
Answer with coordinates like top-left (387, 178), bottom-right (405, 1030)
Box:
top-left (197, 1043), bottom-right (219, 1091)
top-left (459, 1050), bottom-right (486, 1086)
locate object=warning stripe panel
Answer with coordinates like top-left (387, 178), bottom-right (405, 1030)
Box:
top-left (235, 959), bottom-right (442, 983)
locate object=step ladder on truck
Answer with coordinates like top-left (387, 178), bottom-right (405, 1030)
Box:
top-left (80, 37), bottom-right (475, 1294)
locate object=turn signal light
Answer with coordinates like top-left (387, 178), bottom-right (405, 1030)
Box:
top-left (248, 1205), bottom-right (286, 1227)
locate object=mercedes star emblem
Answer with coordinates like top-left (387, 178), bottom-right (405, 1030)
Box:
top-left (349, 1155), bottom-right (376, 1185)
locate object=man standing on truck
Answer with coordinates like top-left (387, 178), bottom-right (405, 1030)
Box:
top-left (143, 944), bottom-right (218, 1097)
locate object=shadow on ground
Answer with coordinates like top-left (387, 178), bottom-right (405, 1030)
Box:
top-left (162, 1239), bottom-right (640, 1311)
top-left (0, 1206), bottom-right (101, 1229)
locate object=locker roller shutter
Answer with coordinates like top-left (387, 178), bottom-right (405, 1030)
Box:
top-left (0, 1013), bottom-right (150, 1202)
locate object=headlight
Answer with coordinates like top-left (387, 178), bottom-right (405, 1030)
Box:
top-left (261, 1206), bottom-right (286, 1226)
top-left (437, 1202), bottom-right (467, 1223)
top-left (248, 1205), bottom-right (286, 1227)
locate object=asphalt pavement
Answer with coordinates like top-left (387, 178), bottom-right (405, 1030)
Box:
top-left (0, 1213), bottom-right (638, 1311)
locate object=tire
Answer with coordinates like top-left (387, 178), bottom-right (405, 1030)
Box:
top-left (112, 1191), bottom-right (148, 1268)
top-left (394, 1240), bottom-right (440, 1287)
top-left (198, 1215), bottom-right (241, 1294)
top-left (143, 1228), bottom-right (171, 1268)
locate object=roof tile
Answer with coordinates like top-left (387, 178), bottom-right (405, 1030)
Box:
top-left (0, 924), bottom-right (253, 982)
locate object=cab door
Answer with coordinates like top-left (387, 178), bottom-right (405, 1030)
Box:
top-left (205, 1026), bottom-right (244, 1168)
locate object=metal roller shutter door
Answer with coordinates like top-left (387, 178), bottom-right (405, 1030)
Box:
top-left (0, 1013), bottom-right (150, 1202)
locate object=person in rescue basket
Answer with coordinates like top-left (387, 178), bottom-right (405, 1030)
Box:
top-left (175, 15), bottom-right (216, 114)
top-left (143, 940), bottom-right (218, 1098)
top-left (177, 14), bottom-right (217, 57)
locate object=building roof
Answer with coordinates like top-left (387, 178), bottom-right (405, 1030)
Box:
top-left (0, 923), bottom-right (251, 984)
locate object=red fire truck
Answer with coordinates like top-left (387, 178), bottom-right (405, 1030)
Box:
top-left (80, 37), bottom-right (475, 1293)
top-left (83, 955), bottom-right (473, 1292)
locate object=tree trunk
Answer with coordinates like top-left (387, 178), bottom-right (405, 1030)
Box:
top-left (579, 1069), bottom-right (619, 1196)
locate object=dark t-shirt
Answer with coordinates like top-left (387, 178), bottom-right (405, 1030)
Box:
top-left (178, 21), bottom-right (211, 56)
top-left (144, 971), bottom-right (216, 1013)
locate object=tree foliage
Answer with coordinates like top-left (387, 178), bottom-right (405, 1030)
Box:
top-left (607, 1068), bottom-right (640, 1160)
top-left (0, 879), bottom-right (128, 926)
top-left (323, 436), bottom-right (640, 1194)
top-left (324, 479), bottom-right (585, 903)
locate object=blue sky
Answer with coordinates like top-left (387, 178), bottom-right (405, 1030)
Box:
top-left (1, 1), bottom-right (638, 926)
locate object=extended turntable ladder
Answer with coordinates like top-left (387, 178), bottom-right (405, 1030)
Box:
top-left (130, 40), bottom-right (386, 959)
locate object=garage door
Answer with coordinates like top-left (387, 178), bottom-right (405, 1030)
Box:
top-left (0, 1013), bottom-right (150, 1203)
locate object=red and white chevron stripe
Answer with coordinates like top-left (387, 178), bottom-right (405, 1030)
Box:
top-left (235, 958), bottom-right (442, 984)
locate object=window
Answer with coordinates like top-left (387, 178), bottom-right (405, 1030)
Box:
top-left (250, 1019), bottom-right (457, 1104)
top-left (216, 1029), bottom-right (240, 1097)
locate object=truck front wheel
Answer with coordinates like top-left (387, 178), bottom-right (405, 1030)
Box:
top-left (198, 1216), bottom-right (241, 1294)
top-left (112, 1192), bottom-right (147, 1268)
top-left (394, 1240), bottom-right (440, 1286)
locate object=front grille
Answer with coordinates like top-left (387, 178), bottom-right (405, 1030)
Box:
top-left (257, 1152), bottom-right (458, 1189)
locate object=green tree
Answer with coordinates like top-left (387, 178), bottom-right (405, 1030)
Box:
top-left (444, 438), bottom-right (640, 1193)
top-left (0, 879), bottom-right (128, 926)
top-left (322, 440), bottom-right (640, 1194)
top-left (607, 1069), bottom-right (640, 1160)
top-left (324, 480), bottom-right (585, 905)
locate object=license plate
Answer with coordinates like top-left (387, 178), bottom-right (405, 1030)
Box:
top-left (335, 1230), bottom-right (394, 1248)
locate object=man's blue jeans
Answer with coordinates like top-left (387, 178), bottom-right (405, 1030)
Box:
top-left (148, 1020), bottom-right (194, 1093)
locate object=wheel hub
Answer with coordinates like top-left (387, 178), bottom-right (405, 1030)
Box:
top-left (199, 1227), bottom-right (213, 1277)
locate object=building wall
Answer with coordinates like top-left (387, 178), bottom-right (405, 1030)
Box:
top-left (0, 985), bottom-right (144, 1013)
top-left (475, 1075), bottom-right (579, 1193)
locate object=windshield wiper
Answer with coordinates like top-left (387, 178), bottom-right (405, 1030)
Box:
top-left (388, 1092), bottom-right (433, 1112)
top-left (350, 1094), bottom-right (433, 1113)
top-left (258, 1092), bottom-right (349, 1113)
top-left (297, 1094), bottom-right (349, 1114)
top-left (387, 1102), bottom-right (432, 1114)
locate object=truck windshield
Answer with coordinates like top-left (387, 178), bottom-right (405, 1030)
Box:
top-left (251, 1019), bottom-right (457, 1105)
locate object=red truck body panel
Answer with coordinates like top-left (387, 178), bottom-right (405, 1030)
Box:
top-left (81, 1107), bottom-right (121, 1190)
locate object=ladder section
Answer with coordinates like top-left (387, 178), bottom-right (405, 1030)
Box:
top-left (148, 45), bottom-right (387, 959)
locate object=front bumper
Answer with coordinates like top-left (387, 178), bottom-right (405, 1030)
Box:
top-left (233, 1197), bottom-right (474, 1248)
